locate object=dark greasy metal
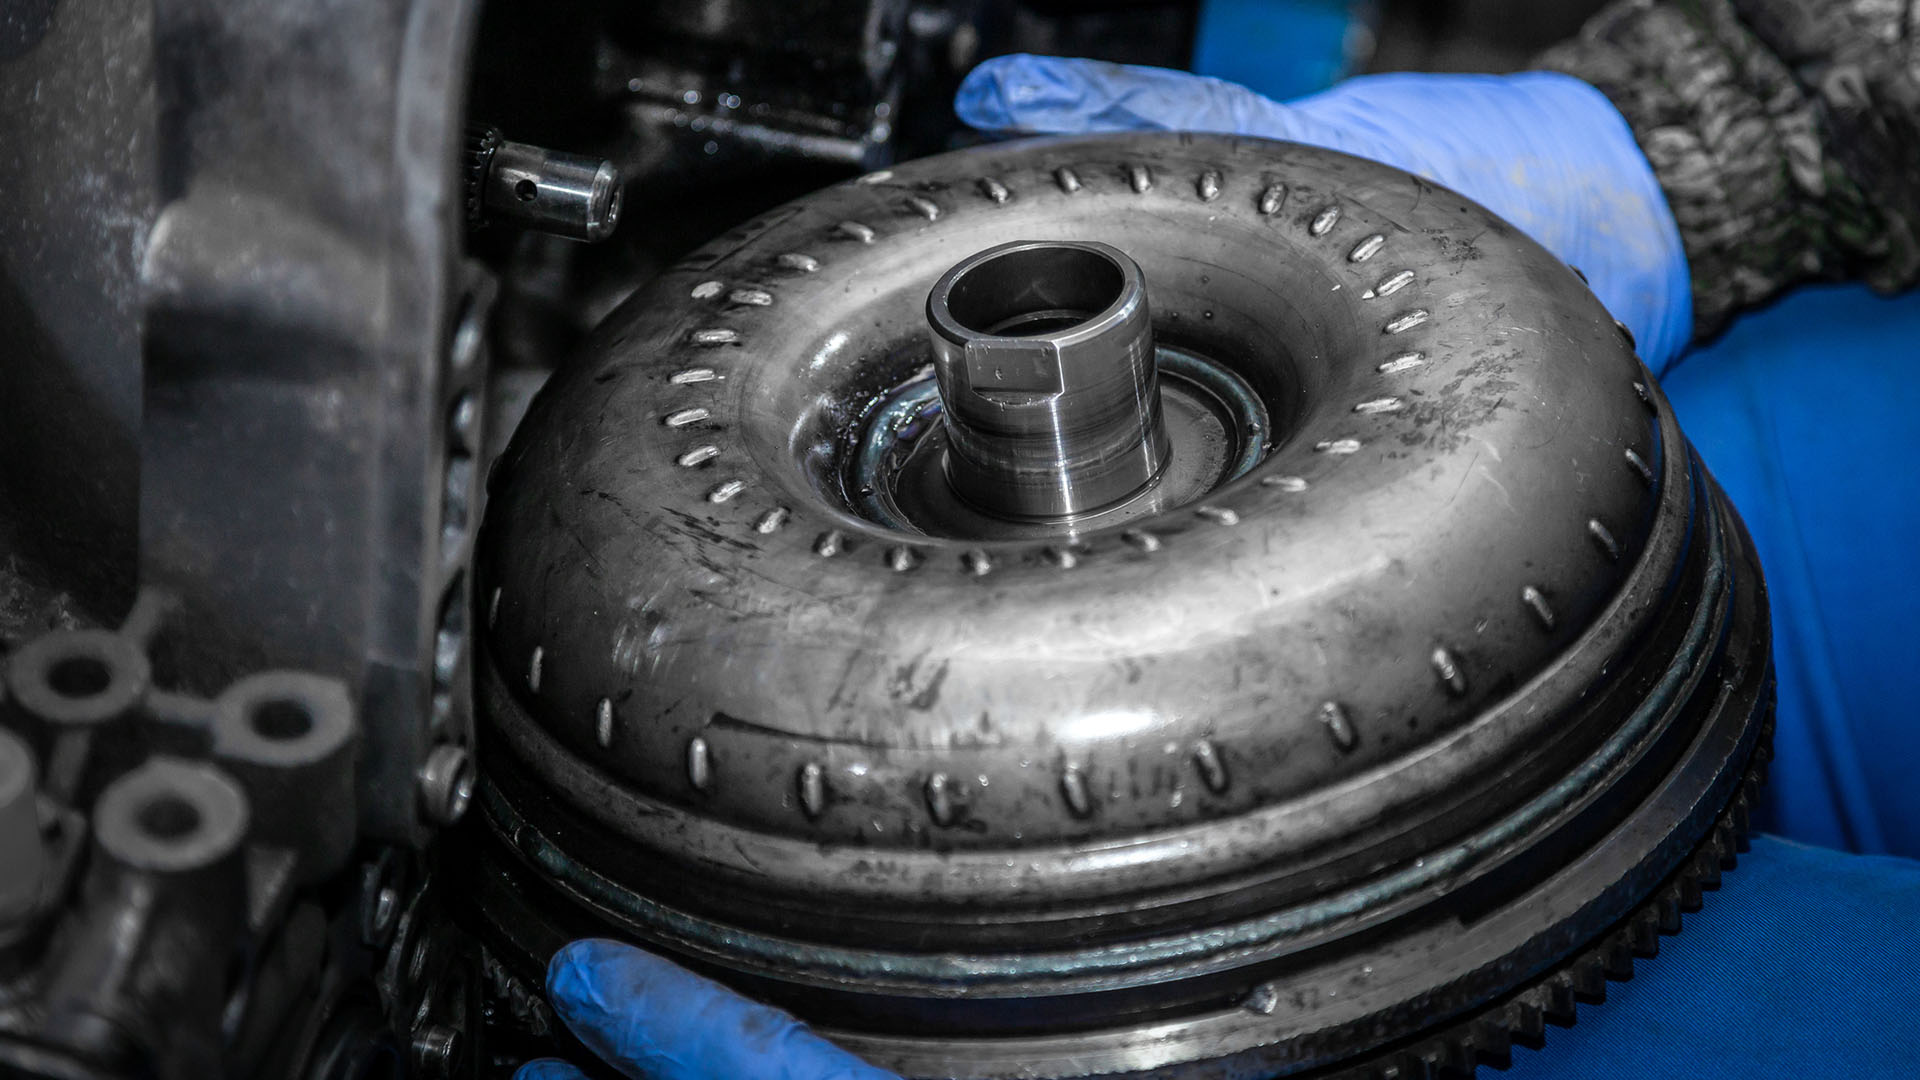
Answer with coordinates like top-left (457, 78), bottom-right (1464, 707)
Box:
top-left (928, 240), bottom-right (1168, 520)
top-left (39, 759), bottom-right (250, 1078)
top-left (0, 0), bottom-right (495, 847)
top-left (470, 132), bottom-right (1772, 1077)
top-left (0, 0), bottom-right (153, 633)
top-left (467, 126), bottom-right (625, 243)
top-left (135, 0), bottom-right (491, 845)
top-left (0, 729), bottom-right (44, 923)
top-left (0, 596), bottom-right (407, 1080)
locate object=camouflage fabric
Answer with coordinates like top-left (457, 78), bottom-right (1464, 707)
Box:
top-left (1536, 0), bottom-right (1920, 337)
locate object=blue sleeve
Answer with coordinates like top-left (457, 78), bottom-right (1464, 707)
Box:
top-left (1661, 286), bottom-right (1920, 857)
top-left (1507, 834), bottom-right (1920, 1078)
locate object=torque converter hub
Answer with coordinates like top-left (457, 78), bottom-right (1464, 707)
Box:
top-left (467, 134), bottom-right (1771, 1078)
top-left (927, 239), bottom-right (1168, 520)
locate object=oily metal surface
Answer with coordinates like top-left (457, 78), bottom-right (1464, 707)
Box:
top-left (469, 133), bottom-right (1770, 1076)
top-left (857, 346), bottom-right (1263, 540)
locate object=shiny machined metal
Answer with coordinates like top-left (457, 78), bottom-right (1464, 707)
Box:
top-left (472, 129), bottom-right (624, 243)
top-left (926, 240), bottom-right (1169, 520)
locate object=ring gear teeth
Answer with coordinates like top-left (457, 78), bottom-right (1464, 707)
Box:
top-left (1328, 708), bottom-right (1774, 1080)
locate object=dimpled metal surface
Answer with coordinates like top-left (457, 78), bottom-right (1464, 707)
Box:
top-left (466, 133), bottom-right (1770, 1078)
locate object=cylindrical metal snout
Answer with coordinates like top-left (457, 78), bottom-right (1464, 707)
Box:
top-left (483, 136), bottom-right (624, 242)
top-left (926, 240), bottom-right (1168, 520)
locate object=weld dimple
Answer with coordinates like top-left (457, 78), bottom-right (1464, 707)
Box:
top-left (1521, 585), bottom-right (1556, 630)
top-left (676, 445), bottom-right (720, 467)
top-left (1310, 205), bottom-right (1340, 236)
top-left (595, 698), bottom-right (616, 748)
top-left (924, 773), bottom-right (957, 826)
top-left (1625, 447), bottom-right (1655, 485)
top-left (797, 762), bottom-right (826, 819)
top-left (664, 407), bottom-right (710, 427)
top-left (1060, 765), bottom-right (1092, 818)
top-left (1370, 269), bottom-right (1415, 298)
top-left (686, 737), bottom-right (712, 792)
top-left (1588, 518), bottom-right (1621, 561)
top-left (1192, 739), bottom-right (1229, 793)
top-left (1258, 183), bottom-right (1286, 215)
top-left (1348, 234), bottom-right (1386, 262)
top-left (1319, 701), bottom-right (1357, 751)
top-left (1430, 648), bottom-right (1467, 696)
top-left (1384, 309), bottom-right (1430, 334)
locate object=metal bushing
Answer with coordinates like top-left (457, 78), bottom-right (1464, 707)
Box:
top-left (5, 629), bottom-right (150, 729)
top-left (211, 672), bottom-right (357, 883)
top-left (470, 128), bottom-right (624, 243)
top-left (91, 758), bottom-right (248, 877)
top-left (416, 744), bottom-right (473, 826)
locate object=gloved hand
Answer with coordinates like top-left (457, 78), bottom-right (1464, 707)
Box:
top-left (513, 939), bottom-right (900, 1080)
top-left (954, 55), bottom-right (1695, 375)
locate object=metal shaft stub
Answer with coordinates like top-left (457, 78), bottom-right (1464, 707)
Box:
top-left (926, 240), bottom-right (1169, 520)
top-left (465, 126), bottom-right (624, 243)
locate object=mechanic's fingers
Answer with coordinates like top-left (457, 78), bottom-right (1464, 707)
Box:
top-left (546, 939), bottom-right (902, 1080)
top-left (514, 1059), bottom-right (590, 1080)
top-left (955, 53), bottom-right (1303, 137)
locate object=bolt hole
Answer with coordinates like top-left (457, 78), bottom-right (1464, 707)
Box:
top-left (514, 179), bottom-right (536, 202)
top-left (48, 655), bottom-right (111, 699)
top-left (251, 698), bottom-right (315, 741)
top-left (137, 794), bottom-right (201, 841)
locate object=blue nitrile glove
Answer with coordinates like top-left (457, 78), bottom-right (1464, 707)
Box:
top-left (954, 55), bottom-right (1694, 375)
top-left (517, 832), bottom-right (1920, 1078)
top-left (513, 938), bottom-right (901, 1080)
